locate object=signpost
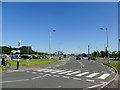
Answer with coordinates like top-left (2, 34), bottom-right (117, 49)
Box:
top-left (17, 41), bottom-right (21, 70)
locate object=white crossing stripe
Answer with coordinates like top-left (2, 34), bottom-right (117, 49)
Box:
top-left (75, 72), bottom-right (89, 77)
top-left (58, 71), bottom-right (73, 74)
top-left (50, 70), bottom-right (66, 73)
top-left (66, 71), bottom-right (81, 75)
top-left (43, 69), bottom-right (55, 72)
top-left (98, 73), bottom-right (110, 79)
top-left (86, 73), bottom-right (99, 78)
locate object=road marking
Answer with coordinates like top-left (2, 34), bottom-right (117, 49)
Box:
top-left (35, 69), bottom-right (48, 72)
top-left (1, 79), bottom-right (30, 83)
top-left (75, 72), bottom-right (89, 77)
top-left (58, 71), bottom-right (73, 74)
top-left (45, 74), bottom-right (51, 76)
top-left (86, 83), bottom-right (104, 89)
top-left (98, 73), bottom-right (110, 79)
top-left (100, 81), bottom-right (107, 84)
top-left (32, 76), bottom-right (41, 80)
top-left (26, 71), bottom-right (30, 73)
top-left (86, 73), bottom-right (99, 78)
top-left (32, 72), bottom-right (37, 74)
top-left (62, 76), bottom-right (69, 79)
top-left (77, 60), bottom-right (84, 69)
top-left (86, 79), bottom-right (95, 82)
top-left (50, 70), bottom-right (66, 73)
top-left (39, 73), bottom-right (43, 75)
top-left (43, 69), bottom-right (54, 72)
top-left (73, 78), bottom-right (81, 80)
top-left (53, 75), bottom-right (60, 77)
top-left (1, 74), bottom-right (48, 84)
top-left (112, 71), bottom-right (115, 73)
top-left (66, 71), bottom-right (81, 75)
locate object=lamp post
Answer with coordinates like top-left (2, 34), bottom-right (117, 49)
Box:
top-left (49, 30), bottom-right (56, 64)
top-left (100, 28), bottom-right (110, 63)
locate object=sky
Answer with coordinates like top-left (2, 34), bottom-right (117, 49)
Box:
top-left (2, 2), bottom-right (118, 54)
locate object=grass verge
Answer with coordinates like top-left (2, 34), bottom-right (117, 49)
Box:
top-left (97, 58), bottom-right (120, 62)
top-left (8, 58), bottom-right (65, 66)
top-left (0, 68), bottom-right (7, 71)
top-left (104, 63), bottom-right (120, 70)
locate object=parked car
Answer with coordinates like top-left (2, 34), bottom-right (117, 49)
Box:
top-left (115, 57), bottom-right (120, 60)
top-left (44, 56), bottom-right (48, 59)
top-left (76, 56), bottom-right (81, 60)
top-left (88, 57), bottom-right (97, 60)
top-left (37, 56), bottom-right (43, 59)
top-left (21, 55), bottom-right (32, 59)
top-left (32, 55), bottom-right (38, 59)
top-left (13, 56), bottom-right (21, 59)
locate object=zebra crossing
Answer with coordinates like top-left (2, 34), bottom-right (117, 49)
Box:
top-left (32, 68), bottom-right (111, 80)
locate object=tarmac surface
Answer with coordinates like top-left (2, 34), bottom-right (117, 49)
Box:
top-left (1, 57), bottom-right (118, 89)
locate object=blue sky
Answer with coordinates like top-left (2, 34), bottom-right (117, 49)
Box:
top-left (2, 2), bottom-right (118, 54)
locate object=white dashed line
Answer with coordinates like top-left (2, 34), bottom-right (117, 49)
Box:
top-left (32, 76), bottom-right (41, 80)
top-left (39, 73), bottom-right (43, 75)
top-left (45, 74), bottom-right (51, 76)
top-left (62, 76), bottom-right (69, 79)
top-left (53, 75), bottom-right (60, 77)
top-left (26, 71), bottom-right (30, 73)
top-left (86, 79), bottom-right (95, 82)
top-left (32, 72), bottom-right (37, 74)
top-left (73, 78), bottom-right (81, 80)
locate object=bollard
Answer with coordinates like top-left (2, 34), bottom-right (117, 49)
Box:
top-left (59, 57), bottom-right (61, 60)
top-left (17, 60), bottom-right (19, 70)
top-left (2, 58), bottom-right (5, 66)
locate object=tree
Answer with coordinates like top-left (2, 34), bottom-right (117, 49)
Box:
top-left (92, 51), bottom-right (97, 57)
top-left (111, 51), bottom-right (117, 58)
top-left (100, 50), bottom-right (105, 57)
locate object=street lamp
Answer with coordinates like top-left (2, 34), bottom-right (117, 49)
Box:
top-left (100, 28), bottom-right (110, 63)
top-left (49, 30), bottom-right (56, 64)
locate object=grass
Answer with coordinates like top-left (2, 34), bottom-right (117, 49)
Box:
top-left (97, 58), bottom-right (120, 62)
top-left (8, 58), bottom-right (65, 66)
top-left (104, 63), bottom-right (120, 70)
top-left (0, 68), bottom-right (7, 71)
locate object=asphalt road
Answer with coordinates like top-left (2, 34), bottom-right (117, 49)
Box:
top-left (2, 57), bottom-right (117, 89)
